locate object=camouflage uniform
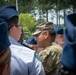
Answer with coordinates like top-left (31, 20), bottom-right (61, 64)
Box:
top-left (33, 22), bottom-right (62, 75)
top-left (39, 42), bottom-right (62, 75)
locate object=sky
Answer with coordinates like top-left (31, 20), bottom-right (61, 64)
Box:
top-left (34, 10), bottom-right (64, 24)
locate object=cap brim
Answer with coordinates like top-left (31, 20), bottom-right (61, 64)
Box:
top-left (32, 31), bottom-right (41, 36)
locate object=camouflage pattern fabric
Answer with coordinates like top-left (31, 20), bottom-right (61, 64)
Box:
top-left (33, 22), bottom-right (54, 36)
top-left (39, 42), bottom-right (62, 75)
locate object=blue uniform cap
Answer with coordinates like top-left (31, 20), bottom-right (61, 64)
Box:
top-left (0, 18), bottom-right (10, 54)
top-left (61, 13), bottom-right (76, 70)
top-left (54, 25), bottom-right (64, 34)
top-left (26, 36), bottom-right (37, 44)
top-left (0, 6), bottom-right (18, 21)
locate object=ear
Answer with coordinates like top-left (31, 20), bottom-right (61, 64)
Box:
top-left (10, 26), bottom-right (16, 33)
top-left (44, 31), bottom-right (49, 39)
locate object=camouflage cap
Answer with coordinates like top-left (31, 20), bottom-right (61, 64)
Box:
top-left (33, 22), bottom-right (54, 36)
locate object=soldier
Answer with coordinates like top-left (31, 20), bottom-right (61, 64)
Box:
top-left (56, 13), bottom-right (76, 75)
top-left (54, 25), bottom-right (65, 47)
top-left (0, 18), bottom-right (11, 75)
top-left (33, 22), bottom-right (62, 75)
top-left (0, 6), bottom-right (45, 75)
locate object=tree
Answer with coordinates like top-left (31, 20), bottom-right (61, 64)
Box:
top-left (19, 13), bottom-right (38, 39)
top-left (0, 0), bottom-right (16, 6)
top-left (38, 0), bottom-right (55, 22)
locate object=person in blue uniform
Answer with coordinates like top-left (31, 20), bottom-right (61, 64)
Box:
top-left (54, 25), bottom-right (65, 47)
top-left (0, 18), bottom-right (11, 75)
top-left (24, 36), bottom-right (38, 52)
top-left (56, 13), bottom-right (76, 75)
top-left (0, 6), bottom-right (45, 75)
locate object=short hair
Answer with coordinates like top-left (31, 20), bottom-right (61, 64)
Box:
top-left (42, 29), bottom-right (56, 37)
top-left (48, 29), bottom-right (56, 36)
top-left (7, 16), bottom-right (18, 30)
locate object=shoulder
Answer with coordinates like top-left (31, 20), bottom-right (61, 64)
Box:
top-left (39, 42), bottom-right (62, 61)
top-left (39, 43), bottom-right (62, 56)
top-left (10, 44), bottom-right (35, 62)
top-left (49, 42), bottom-right (62, 53)
top-left (10, 44), bottom-right (42, 62)
top-left (46, 42), bottom-right (62, 54)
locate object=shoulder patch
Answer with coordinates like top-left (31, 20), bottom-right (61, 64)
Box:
top-left (35, 53), bottom-right (41, 61)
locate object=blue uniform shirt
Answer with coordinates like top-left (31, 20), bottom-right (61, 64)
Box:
top-left (9, 36), bottom-right (45, 75)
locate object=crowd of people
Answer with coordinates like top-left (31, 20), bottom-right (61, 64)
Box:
top-left (0, 5), bottom-right (76, 75)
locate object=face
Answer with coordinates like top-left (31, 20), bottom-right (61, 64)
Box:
top-left (35, 31), bottom-right (47, 48)
top-left (10, 22), bottom-right (22, 41)
top-left (15, 22), bottom-right (22, 41)
top-left (18, 29), bottom-right (24, 42)
top-left (56, 34), bottom-right (65, 46)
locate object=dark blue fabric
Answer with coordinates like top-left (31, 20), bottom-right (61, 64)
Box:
top-left (61, 13), bottom-right (76, 70)
top-left (26, 36), bottom-right (37, 44)
top-left (54, 25), bottom-right (64, 34)
top-left (0, 6), bottom-right (18, 21)
top-left (61, 44), bottom-right (76, 70)
top-left (0, 18), bottom-right (10, 52)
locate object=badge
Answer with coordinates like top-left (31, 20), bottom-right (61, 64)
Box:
top-left (35, 53), bottom-right (41, 61)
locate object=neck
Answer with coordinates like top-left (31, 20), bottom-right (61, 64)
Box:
top-left (43, 41), bottom-right (52, 49)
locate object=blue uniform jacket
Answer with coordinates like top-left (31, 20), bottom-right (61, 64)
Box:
top-left (9, 36), bottom-right (45, 75)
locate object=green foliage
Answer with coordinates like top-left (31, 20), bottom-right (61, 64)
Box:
top-left (0, 0), bottom-right (76, 32)
top-left (0, 0), bottom-right (15, 6)
top-left (18, 0), bottom-right (36, 13)
top-left (38, 0), bottom-right (54, 11)
top-left (19, 13), bottom-right (38, 39)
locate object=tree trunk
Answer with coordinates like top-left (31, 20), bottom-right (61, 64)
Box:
top-left (59, 10), bottom-right (60, 25)
top-left (39, 9), bottom-right (42, 23)
top-left (63, 9), bottom-right (66, 25)
top-left (56, 11), bottom-right (58, 25)
top-left (46, 10), bottom-right (48, 22)
top-left (73, 5), bottom-right (76, 13)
